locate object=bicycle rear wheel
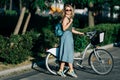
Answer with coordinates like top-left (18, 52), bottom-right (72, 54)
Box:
top-left (89, 49), bottom-right (114, 75)
top-left (45, 53), bottom-right (59, 75)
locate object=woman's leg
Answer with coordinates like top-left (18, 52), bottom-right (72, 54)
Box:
top-left (57, 62), bottom-right (66, 77)
top-left (68, 63), bottom-right (77, 78)
top-left (59, 62), bottom-right (65, 71)
top-left (68, 63), bottom-right (73, 71)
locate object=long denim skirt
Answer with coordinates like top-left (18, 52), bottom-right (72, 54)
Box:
top-left (58, 31), bottom-right (74, 63)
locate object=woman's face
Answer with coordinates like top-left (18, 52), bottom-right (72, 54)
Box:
top-left (65, 7), bottom-right (72, 15)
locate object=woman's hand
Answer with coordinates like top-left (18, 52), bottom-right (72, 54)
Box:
top-left (69, 18), bottom-right (73, 23)
top-left (77, 32), bottom-right (85, 36)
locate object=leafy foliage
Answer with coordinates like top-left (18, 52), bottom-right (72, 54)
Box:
top-left (0, 14), bottom-right (120, 64)
top-left (0, 30), bottom-right (39, 64)
top-left (4, 10), bottom-right (17, 16)
top-left (74, 24), bottom-right (120, 52)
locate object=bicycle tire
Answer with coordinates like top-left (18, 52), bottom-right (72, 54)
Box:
top-left (89, 49), bottom-right (114, 75)
top-left (45, 53), bottom-right (59, 75)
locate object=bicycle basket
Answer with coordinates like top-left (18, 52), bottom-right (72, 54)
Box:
top-left (91, 32), bottom-right (105, 45)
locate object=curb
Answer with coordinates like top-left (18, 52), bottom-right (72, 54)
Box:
top-left (0, 44), bottom-right (113, 77)
top-left (0, 64), bottom-right (32, 77)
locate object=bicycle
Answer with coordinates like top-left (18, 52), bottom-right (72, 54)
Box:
top-left (45, 31), bottom-right (114, 75)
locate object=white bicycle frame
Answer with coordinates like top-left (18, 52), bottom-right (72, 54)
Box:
top-left (45, 31), bottom-right (113, 75)
top-left (46, 47), bottom-right (59, 57)
top-left (46, 31), bottom-right (104, 59)
top-left (46, 43), bottom-right (93, 61)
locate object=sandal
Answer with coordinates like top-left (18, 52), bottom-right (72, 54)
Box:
top-left (67, 70), bottom-right (77, 78)
top-left (57, 70), bottom-right (66, 77)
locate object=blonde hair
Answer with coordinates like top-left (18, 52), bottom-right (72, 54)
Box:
top-left (62, 4), bottom-right (74, 18)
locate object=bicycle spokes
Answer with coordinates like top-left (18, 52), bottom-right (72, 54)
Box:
top-left (89, 49), bottom-right (114, 75)
top-left (91, 56), bottom-right (96, 62)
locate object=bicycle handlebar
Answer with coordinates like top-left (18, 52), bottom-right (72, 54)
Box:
top-left (85, 30), bottom-right (97, 39)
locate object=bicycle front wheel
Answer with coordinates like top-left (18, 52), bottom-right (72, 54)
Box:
top-left (89, 49), bottom-right (114, 75)
top-left (45, 53), bottom-right (59, 75)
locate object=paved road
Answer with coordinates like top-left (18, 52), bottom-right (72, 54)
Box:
top-left (1, 47), bottom-right (120, 80)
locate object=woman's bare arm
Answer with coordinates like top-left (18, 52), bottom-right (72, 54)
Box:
top-left (72, 28), bottom-right (84, 35)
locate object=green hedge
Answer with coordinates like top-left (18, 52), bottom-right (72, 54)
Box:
top-left (0, 30), bottom-right (39, 64)
top-left (0, 23), bottom-right (120, 64)
top-left (74, 24), bottom-right (120, 52)
top-left (5, 10), bottom-right (17, 16)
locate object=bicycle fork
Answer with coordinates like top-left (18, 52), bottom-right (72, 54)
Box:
top-left (93, 49), bottom-right (102, 63)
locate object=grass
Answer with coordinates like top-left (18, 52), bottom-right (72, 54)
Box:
top-left (0, 58), bottom-right (32, 71)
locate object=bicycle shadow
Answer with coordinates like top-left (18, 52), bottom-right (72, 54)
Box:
top-left (74, 65), bottom-right (97, 75)
top-left (31, 58), bottom-right (100, 76)
top-left (30, 56), bottom-right (55, 76)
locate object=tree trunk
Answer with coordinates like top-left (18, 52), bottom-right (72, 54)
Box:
top-left (13, 7), bottom-right (26, 35)
top-left (4, 1), bottom-right (7, 10)
top-left (88, 11), bottom-right (94, 27)
top-left (22, 12), bottom-right (31, 35)
top-left (9, 0), bottom-right (12, 10)
top-left (19, 0), bottom-right (22, 11)
top-left (88, 2), bottom-right (94, 27)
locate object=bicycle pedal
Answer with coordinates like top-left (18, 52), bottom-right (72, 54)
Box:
top-left (76, 63), bottom-right (85, 69)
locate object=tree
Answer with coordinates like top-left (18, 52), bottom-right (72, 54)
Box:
top-left (13, 0), bottom-right (31, 35)
top-left (19, 0), bottom-right (22, 10)
top-left (88, 1), bottom-right (94, 27)
top-left (9, 0), bottom-right (13, 10)
top-left (13, 0), bottom-right (45, 35)
top-left (13, 7), bottom-right (26, 35)
top-left (22, 13), bottom-right (31, 35)
top-left (0, 0), bottom-right (9, 10)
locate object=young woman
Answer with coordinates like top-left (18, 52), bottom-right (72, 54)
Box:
top-left (57, 4), bottom-right (84, 78)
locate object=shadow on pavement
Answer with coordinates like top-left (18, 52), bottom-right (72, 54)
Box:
top-left (30, 58), bottom-right (55, 76)
top-left (74, 65), bottom-right (97, 75)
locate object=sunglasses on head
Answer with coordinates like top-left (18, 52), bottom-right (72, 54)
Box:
top-left (65, 9), bottom-right (72, 11)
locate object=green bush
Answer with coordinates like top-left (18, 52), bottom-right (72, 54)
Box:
top-left (0, 15), bottom-right (120, 64)
top-left (74, 35), bottom-right (88, 52)
top-left (4, 10), bottom-right (17, 16)
top-left (0, 31), bottom-right (39, 64)
top-left (74, 24), bottom-right (120, 52)
top-left (32, 25), bottom-right (59, 56)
